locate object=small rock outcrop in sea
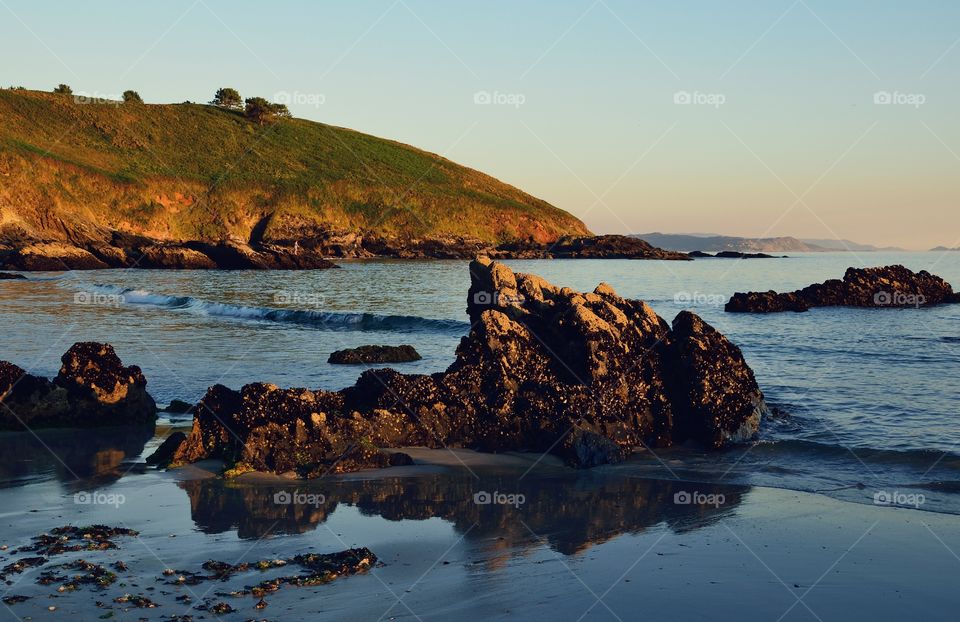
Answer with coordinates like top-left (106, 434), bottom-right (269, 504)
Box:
top-left (725, 265), bottom-right (960, 313)
top-left (328, 345), bottom-right (422, 365)
top-left (169, 258), bottom-right (766, 475)
top-left (0, 343), bottom-right (157, 429)
top-left (493, 234), bottom-right (691, 260)
top-left (0, 272), bottom-right (26, 279)
top-left (686, 250), bottom-right (778, 259)
top-left (713, 251), bottom-right (778, 259)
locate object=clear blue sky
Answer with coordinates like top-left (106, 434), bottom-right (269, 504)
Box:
top-left (3, 0), bottom-right (959, 249)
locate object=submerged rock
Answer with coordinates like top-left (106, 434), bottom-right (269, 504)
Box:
top-left (161, 399), bottom-right (196, 413)
top-left (0, 271), bottom-right (26, 279)
top-left (0, 343), bottom-right (156, 430)
top-left (172, 258), bottom-right (766, 474)
top-left (328, 345), bottom-right (422, 364)
top-left (726, 265), bottom-right (960, 313)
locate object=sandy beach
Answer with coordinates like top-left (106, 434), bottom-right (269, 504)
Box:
top-left (0, 434), bottom-right (956, 622)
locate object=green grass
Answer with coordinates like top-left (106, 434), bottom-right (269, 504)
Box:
top-left (0, 89), bottom-right (590, 243)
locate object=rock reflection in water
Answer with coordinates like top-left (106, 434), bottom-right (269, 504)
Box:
top-left (179, 472), bottom-right (747, 555)
top-left (0, 425), bottom-right (153, 490)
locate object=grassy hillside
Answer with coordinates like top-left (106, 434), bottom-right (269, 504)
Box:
top-left (0, 89), bottom-right (590, 245)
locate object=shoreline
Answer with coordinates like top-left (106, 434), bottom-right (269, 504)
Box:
top-left (1, 453), bottom-right (957, 621)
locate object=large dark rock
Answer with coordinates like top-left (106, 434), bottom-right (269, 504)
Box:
top-left (0, 272), bottom-right (26, 279)
top-left (665, 312), bottom-right (766, 448)
top-left (726, 265), bottom-right (960, 313)
top-left (173, 258), bottom-right (766, 475)
top-left (0, 343), bottom-right (156, 430)
top-left (328, 345), bottom-right (422, 365)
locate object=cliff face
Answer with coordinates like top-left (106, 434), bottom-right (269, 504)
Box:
top-left (0, 89), bottom-right (590, 249)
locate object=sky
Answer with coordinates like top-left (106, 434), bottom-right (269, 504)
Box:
top-left (2, 0), bottom-right (958, 249)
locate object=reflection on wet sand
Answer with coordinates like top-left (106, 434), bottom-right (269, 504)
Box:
top-left (180, 472), bottom-right (748, 555)
top-left (0, 426), bottom-right (153, 490)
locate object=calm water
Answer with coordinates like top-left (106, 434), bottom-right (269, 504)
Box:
top-left (1, 253), bottom-right (959, 620)
top-left (1, 252), bottom-right (959, 511)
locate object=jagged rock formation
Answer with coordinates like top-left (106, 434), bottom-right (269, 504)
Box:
top-left (726, 265), bottom-right (960, 313)
top-left (0, 343), bottom-right (156, 429)
top-left (170, 258), bottom-right (766, 474)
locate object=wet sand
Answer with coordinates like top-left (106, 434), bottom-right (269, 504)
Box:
top-left (0, 432), bottom-right (957, 621)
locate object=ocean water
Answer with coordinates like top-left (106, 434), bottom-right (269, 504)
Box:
top-left (1, 252), bottom-right (959, 513)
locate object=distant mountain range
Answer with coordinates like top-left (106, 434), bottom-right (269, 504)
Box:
top-left (633, 233), bottom-right (907, 253)
top-left (931, 246), bottom-right (960, 251)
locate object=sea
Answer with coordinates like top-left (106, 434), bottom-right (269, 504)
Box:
top-left (0, 253), bottom-right (957, 620)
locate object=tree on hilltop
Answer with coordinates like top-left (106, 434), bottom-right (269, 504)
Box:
top-left (244, 97), bottom-right (290, 125)
top-left (53, 84), bottom-right (73, 94)
top-left (123, 90), bottom-right (143, 104)
top-left (211, 87), bottom-right (242, 110)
